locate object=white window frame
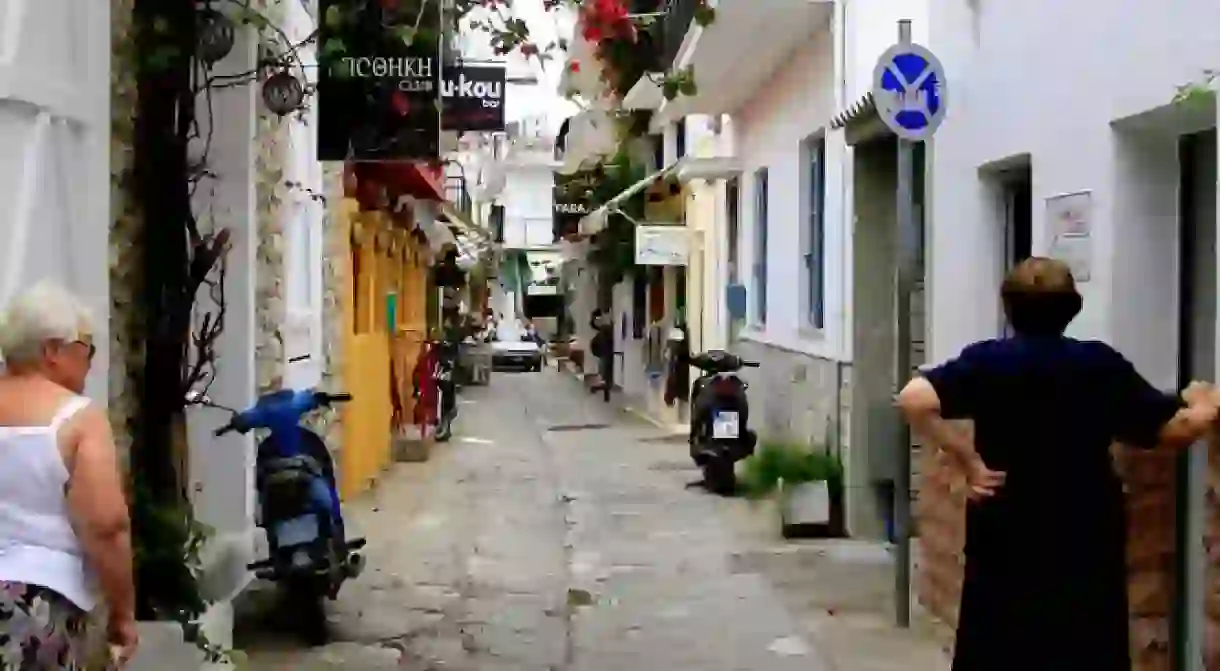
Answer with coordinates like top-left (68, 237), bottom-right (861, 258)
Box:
top-left (800, 132), bottom-right (827, 331)
top-left (752, 167), bottom-right (769, 325)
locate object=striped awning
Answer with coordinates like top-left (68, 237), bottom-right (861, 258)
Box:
top-left (830, 92), bottom-right (876, 130)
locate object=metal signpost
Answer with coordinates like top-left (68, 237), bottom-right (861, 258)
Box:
top-left (872, 19), bottom-right (947, 628)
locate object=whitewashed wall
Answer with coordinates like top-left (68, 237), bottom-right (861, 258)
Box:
top-left (502, 165), bottom-right (556, 248)
top-left (733, 28), bottom-right (847, 361)
top-left (283, 1), bottom-right (325, 390)
top-left (926, 0), bottom-right (1220, 388)
top-left (0, 0), bottom-right (110, 401)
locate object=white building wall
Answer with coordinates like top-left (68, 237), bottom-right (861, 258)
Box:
top-left (926, 0), bottom-right (1220, 388)
top-left (735, 28), bottom-right (846, 360)
top-left (0, 0), bottom-right (110, 400)
top-left (502, 165), bottom-right (556, 248)
top-left (283, 3), bottom-right (325, 391)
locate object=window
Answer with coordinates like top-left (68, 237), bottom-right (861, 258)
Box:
top-left (752, 168), bottom-right (768, 324)
top-left (726, 177), bottom-right (740, 283)
top-left (651, 134), bottom-right (664, 172)
top-left (675, 119), bottom-right (686, 159)
top-left (802, 134), bottom-right (826, 329)
top-left (674, 267), bottom-right (687, 325)
top-left (632, 273), bottom-right (647, 338)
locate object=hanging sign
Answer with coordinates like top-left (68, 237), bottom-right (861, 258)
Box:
top-left (635, 226), bottom-right (690, 266)
top-left (317, 0), bottom-right (442, 161)
top-left (1046, 190), bottom-right (1094, 282)
top-left (441, 65), bottom-right (507, 132)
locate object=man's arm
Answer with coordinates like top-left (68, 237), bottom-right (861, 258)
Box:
top-left (897, 377), bottom-right (983, 475)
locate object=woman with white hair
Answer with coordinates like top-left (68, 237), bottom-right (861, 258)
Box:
top-left (0, 282), bottom-right (137, 668)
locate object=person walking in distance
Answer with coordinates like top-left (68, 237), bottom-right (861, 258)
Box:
top-left (897, 257), bottom-right (1219, 671)
top-left (589, 311), bottom-right (613, 402)
top-left (0, 282), bottom-right (139, 668)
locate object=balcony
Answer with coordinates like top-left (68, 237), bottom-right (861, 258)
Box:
top-left (647, 0), bottom-right (834, 123)
top-left (659, 0), bottom-right (697, 68)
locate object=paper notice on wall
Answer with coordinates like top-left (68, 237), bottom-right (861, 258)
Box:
top-left (1046, 191), bottom-right (1093, 282)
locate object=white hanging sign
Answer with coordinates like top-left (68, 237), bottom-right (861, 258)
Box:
top-left (634, 225), bottom-right (690, 266)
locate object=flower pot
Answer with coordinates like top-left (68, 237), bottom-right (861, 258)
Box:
top-left (779, 479), bottom-right (844, 539)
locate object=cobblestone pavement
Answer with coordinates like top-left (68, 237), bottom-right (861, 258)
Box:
top-left (234, 369), bottom-right (951, 670)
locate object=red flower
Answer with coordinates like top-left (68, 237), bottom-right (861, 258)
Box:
top-left (581, 23), bottom-right (603, 43)
top-left (520, 42), bottom-right (539, 57)
top-left (569, 60), bottom-right (581, 73)
top-left (391, 90), bottom-right (411, 116)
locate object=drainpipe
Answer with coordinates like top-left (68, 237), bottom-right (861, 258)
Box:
top-left (835, 0), bottom-right (851, 460)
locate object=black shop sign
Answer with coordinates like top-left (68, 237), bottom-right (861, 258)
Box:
top-left (441, 65), bottom-right (506, 132)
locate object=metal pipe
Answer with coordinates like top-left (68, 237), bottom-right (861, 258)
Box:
top-left (893, 18), bottom-right (915, 630)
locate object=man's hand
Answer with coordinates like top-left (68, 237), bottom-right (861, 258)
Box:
top-left (108, 616), bottom-right (139, 667)
top-left (1180, 401), bottom-right (1219, 435)
top-left (1182, 381), bottom-right (1219, 407)
top-left (964, 459), bottom-right (1006, 501)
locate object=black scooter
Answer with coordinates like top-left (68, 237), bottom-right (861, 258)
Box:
top-left (686, 350), bottom-right (760, 495)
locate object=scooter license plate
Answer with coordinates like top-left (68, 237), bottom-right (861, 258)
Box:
top-left (712, 411), bottom-right (740, 439)
top-left (275, 514), bottom-right (320, 547)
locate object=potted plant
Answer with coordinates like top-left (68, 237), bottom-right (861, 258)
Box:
top-left (739, 440), bottom-right (845, 538)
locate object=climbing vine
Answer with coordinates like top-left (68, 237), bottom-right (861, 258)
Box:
top-left (585, 149), bottom-right (649, 285)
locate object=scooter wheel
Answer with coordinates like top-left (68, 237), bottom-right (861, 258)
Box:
top-left (289, 587), bottom-right (329, 646)
top-left (704, 459), bottom-right (736, 496)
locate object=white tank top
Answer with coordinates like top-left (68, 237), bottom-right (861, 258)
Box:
top-left (0, 396), bottom-right (98, 610)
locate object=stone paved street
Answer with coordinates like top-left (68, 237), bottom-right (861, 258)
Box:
top-left (234, 369), bottom-right (951, 670)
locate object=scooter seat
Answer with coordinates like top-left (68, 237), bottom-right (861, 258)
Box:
top-left (260, 455), bottom-right (324, 479)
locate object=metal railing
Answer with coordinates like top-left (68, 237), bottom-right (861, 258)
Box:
top-left (660, 0), bottom-right (698, 69)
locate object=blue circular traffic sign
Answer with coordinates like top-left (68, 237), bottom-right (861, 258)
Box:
top-left (872, 42), bottom-right (947, 141)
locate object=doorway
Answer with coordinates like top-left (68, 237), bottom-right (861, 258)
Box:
top-left (1177, 129), bottom-right (1217, 385)
top-left (984, 161), bottom-right (1032, 335)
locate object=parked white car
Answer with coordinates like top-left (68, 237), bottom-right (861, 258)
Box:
top-left (490, 324), bottom-right (543, 371)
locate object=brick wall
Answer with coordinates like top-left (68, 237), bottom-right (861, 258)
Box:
top-left (915, 432), bottom-right (1183, 670)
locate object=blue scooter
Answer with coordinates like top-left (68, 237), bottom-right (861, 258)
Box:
top-left (187, 386), bottom-right (366, 644)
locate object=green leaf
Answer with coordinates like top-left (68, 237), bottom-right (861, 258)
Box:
top-left (145, 44), bottom-right (180, 72)
top-left (324, 4), bottom-right (345, 28)
top-left (693, 5), bottom-right (716, 27)
top-left (321, 37), bottom-right (347, 58)
top-left (394, 24), bottom-right (418, 46)
top-left (678, 77), bottom-right (697, 96)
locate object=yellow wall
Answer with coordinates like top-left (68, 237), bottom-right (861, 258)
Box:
top-left (334, 200), bottom-right (395, 500)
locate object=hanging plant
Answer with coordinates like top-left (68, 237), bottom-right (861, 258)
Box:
top-left (658, 65), bottom-right (697, 101)
top-left (577, 0), bottom-right (713, 104)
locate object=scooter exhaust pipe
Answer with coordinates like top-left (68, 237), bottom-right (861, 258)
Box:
top-left (345, 552), bottom-right (366, 579)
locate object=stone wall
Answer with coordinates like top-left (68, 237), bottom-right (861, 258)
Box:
top-left (252, 0), bottom-right (290, 395)
top-left (915, 437), bottom-right (1187, 670)
top-left (730, 339), bottom-right (849, 452)
top-left (303, 165), bottom-right (348, 451)
top-left (108, 0), bottom-right (139, 463)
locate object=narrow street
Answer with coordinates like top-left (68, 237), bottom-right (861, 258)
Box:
top-left (234, 369), bottom-right (951, 670)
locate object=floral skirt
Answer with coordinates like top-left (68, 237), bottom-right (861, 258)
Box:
top-left (0, 582), bottom-right (87, 670)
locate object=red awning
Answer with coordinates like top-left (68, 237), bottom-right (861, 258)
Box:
top-left (350, 161), bottom-right (445, 206)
